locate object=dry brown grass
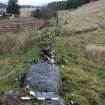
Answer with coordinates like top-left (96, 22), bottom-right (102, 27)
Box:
top-left (0, 16), bottom-right (47, 53)
top-left (0, 16), bottom-right (55, 53)
top-left (20, 8), bottom-right (36, 17)
top-left (86, 44), bottom-right (105, 59)
top-left (0, 30), bottom-right (38, 53)
top-left (58, 0), bottom-right (105, 32)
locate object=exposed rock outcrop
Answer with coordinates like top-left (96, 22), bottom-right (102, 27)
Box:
top-left (25, 62), bottom-right (61, 93)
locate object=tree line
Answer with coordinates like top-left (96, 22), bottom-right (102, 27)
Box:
top-left (6, 0), bottom-right (98, 17)
top-left (6, 0), bottom-right (20, 16)
top-left (48, 0), bottom-right (98, 10)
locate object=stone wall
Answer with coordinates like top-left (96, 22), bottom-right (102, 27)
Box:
top-left (0, 18), bottom-right (44, 32)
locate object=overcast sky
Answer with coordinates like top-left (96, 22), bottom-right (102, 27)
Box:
top-left (0, 0), bottom-right (64, 6)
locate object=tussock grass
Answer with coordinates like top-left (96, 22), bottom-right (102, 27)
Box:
top-left (0, 43), bottom-right (38, 91)
top-left (60, 65), bottom-right (105, 105)
top-left (55, 31), bottom-right (105, 105)
top-left (58, 0), bottom-right (105, 33)
top-left (0, 29), bottom-right (105, 105)
top-left (86, 44), bottom-right (105, 59)
top-left (0, 29), bottom-right (40, 90)
top-left (0, 30), bottom-right (39, 54)
top-left (0, 29), bottom-right (55, 91)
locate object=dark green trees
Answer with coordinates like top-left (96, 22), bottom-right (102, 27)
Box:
top-left (66, 0), bottom-right (97, 9)
top-left (7, 0), bottom-right (20, 16)
top-left (31, 8), bottom-right (41, 18)
top-left (48, 0), bottom-right (98, 10)
top-left (67, 0), bottom-right (87, 9)
top-left (48, 1), bottom-right (67, 10)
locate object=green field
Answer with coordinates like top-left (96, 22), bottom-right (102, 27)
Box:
top-left (56, 30), bottom-right (105, 105)
top-left (0, 29), bottom-right (105, 105)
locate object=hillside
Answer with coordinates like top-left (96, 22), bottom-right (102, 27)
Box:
top-left (57, 0), bottom-right (105, 105)
top-left (59, 0), bottom-right (105, 32)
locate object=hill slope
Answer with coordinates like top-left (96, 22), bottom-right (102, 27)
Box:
top-left (59, 0), bottom-right (105, 32)
top-left (57, 1), bottom-right (105, 105)
top-left (0, 3), bottom-right (7, 9)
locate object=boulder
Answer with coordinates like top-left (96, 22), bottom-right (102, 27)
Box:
top-left (25, 62), bottom-right (61, 93)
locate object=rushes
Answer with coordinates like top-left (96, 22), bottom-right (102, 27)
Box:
top-left (0, 30), bottom-right (38, 53)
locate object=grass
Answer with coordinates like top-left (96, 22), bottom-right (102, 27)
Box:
top-left (0, 49), bottom-right (37, 90)
top-left (0, 29), bottom-right (105, 105)
top-left (0, 29), bottom-right (40, 54)
top-left (56, 6), bottom-right (105, 104)
top-left (58, 0), bottom-right (105, 33)
top-left (1, 28), bottom-right (105, 105)
top-left (55, 30), bottom-right (105, 105)
top-left (1, 4), bottom-right (105, 104)
top-left (0, 32), bottom-right (39, 91)
top-left (0, 28), bottom-right (55, 91)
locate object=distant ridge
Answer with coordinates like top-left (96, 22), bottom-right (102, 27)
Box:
top-left (0, 3), bottom-right (7, 9)
top-left (20, 5), bottom-right (37, 8)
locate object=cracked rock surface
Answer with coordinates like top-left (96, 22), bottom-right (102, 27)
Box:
top-left (25, 62), bottom-right (61, 93)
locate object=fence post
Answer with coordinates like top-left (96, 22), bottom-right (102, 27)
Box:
top-left (16, 24), bottom-right (19, 32)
